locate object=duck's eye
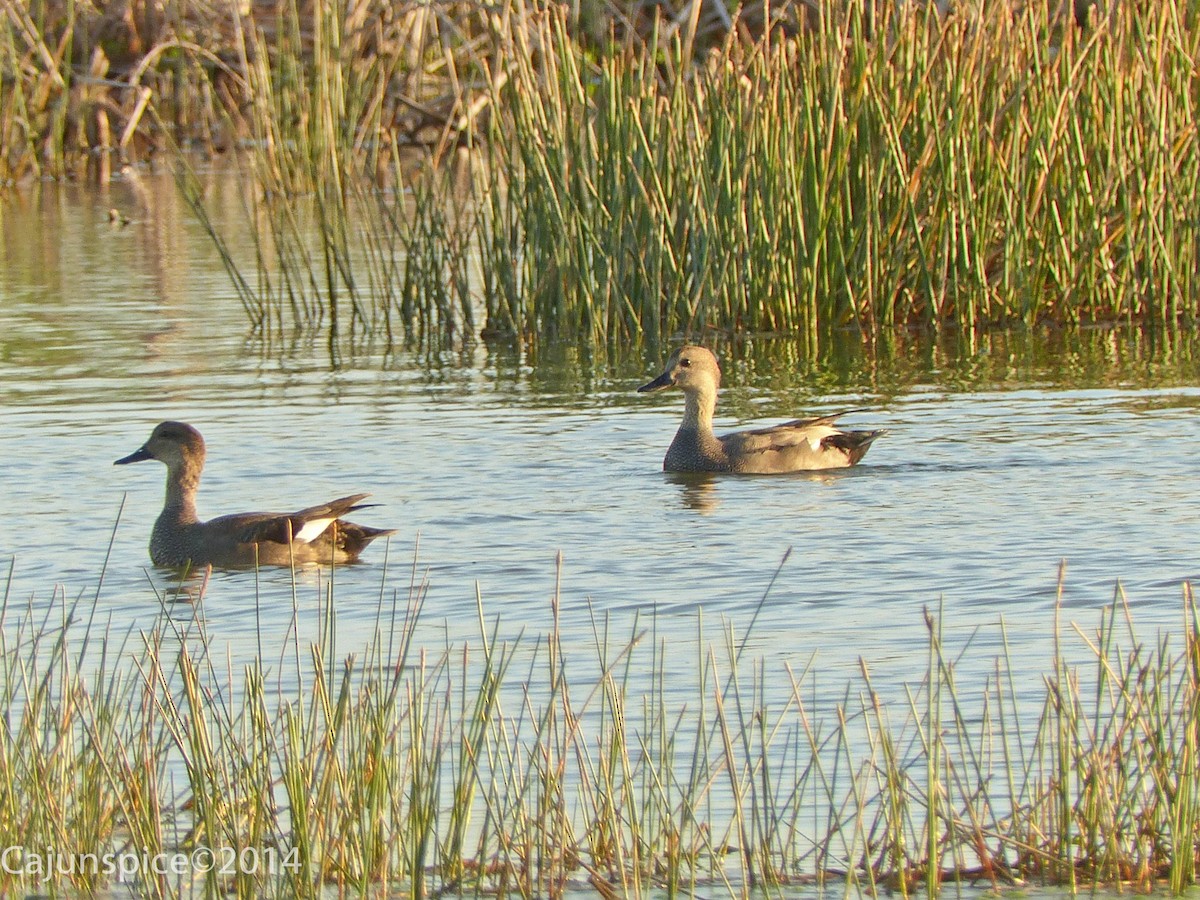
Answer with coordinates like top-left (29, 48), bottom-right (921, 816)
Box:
top-left (679, 357), bottom-right (691, 368)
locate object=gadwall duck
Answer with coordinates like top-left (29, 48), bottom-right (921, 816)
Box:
top-left (638, 346), bottom-right (884, 473)
top-left (115, 421), bottom-right (395, 568)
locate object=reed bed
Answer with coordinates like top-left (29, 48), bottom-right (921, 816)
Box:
top-left (3, 0), bottom-right (792, 184)
top-left (9, 1), bottom-right (1200, 345)
top-left (187, 0), bottom-right (1200, 347)
top-left (479, 0), bottom-right (1200, 342)
top-left (4, 551), bottom-right (1200, 898)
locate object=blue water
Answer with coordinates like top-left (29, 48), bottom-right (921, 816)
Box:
top-left (5, 173), bottom-right (1200, 684)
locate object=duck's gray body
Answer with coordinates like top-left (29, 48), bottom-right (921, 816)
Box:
top-left (116, 421), bottom-right (394, 568)
top-left (639, 346), bottom-right (883, 474)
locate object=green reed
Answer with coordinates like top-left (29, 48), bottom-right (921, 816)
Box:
top-left (476, 0), bottom-right (1200, 344)
top-left (43, 0), bottom-right (1188, 349)
top-left (8, 546), bottom-right (1200, 896)
top-left (8, 1), bottom-right (1200, 342)
top-left (201, 0), bottom-right (1200, 346)
top-left (169, 0), bottom-right (481, 351)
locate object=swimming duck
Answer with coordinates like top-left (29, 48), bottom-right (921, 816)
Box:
top-left (637, 346), bottom-right (884, 473)
top-left (115, 421), bottom-right (394, 568)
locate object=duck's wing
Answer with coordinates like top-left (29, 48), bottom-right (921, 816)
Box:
top-left (722, 419), bottom-right (844, 454)
top-left (721, 414), bottom-right (884, 471)
top-left (739, 412), bottom-right (847, 437)
top-left (208, 493), bottom-right (376, 547)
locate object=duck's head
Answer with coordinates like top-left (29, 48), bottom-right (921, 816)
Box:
top-left (115, 421), bottom-right (206, 471)
top-left (637, 345), bottom-right (721, 395)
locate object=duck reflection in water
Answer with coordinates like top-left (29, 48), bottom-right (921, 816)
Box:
top-left (666, 471), bottom-right (721, 512)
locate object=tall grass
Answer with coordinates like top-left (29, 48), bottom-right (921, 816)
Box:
top-left (10, 1), bottom-right (1197, 345)
top-left (169, 0), bottom-right (1200, 350)
top-left (5, 550), bottom-right (1200, 897)
top-left (168, 0), bottom-right (484, 351)
top-left (477, 0), bottom-right (1200, 343)
top-left (11, 1), bottom-right (1200, 345)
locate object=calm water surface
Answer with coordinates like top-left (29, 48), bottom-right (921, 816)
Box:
top-left (4, 170), bottom-right (1200, 738)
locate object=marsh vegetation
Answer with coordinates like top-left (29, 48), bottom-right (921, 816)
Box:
top-left (6, 0), bottom-right (1200, 346)
top-left (7, 555), bottom-right (1200, 897)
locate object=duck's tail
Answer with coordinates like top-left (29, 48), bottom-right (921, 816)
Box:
top-left (827, 428), bottom-right (886, 465)
top-left (338, 523), bottom-right (398, 558)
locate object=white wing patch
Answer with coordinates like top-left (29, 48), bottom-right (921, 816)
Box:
top-left (294, 516), bottom-right (336, 544)
top-left (805, 425), bottom-right (838, 452)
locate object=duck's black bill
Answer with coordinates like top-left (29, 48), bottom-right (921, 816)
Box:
top-left (637, 372), bottom-right (674, 393)
top-left (114, 446), bottom-right (153, 465)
